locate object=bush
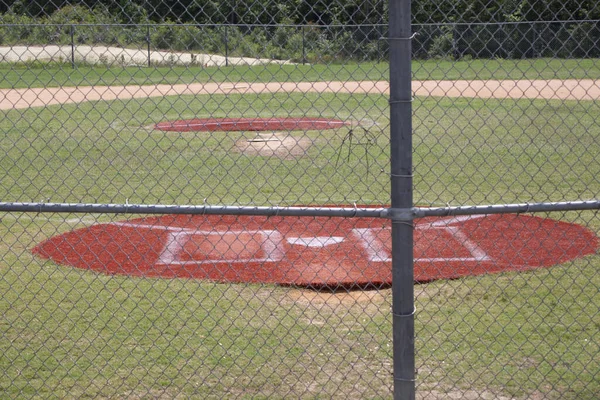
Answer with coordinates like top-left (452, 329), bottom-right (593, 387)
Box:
top-left (0, 5), bottom-right (387, 63)
top-left (427, 27), bottom-right (454, 59)
top-left (43, 5), bottom-right (123, 45)
top-left (568, 22), bottom-right (600, 58)
top-left (0, 12), bottom-right (39, 44)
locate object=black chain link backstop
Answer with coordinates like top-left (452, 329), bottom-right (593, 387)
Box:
top-left (1, 0), bottom-right (599, 398)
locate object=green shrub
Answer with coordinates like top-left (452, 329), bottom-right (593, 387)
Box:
top-left (427, 27), bottom-right (454, 59)
top-left (0, 5), bottom-right (387, 63)
top-left (42, 5), bottom-right (122, 45)
top-left (0, 12), bottom-right (38, 44)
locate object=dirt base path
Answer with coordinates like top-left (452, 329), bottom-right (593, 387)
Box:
top-left (1, 79), bottom-right (598, 110)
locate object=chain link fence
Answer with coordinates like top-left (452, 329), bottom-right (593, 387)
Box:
top-left (1, 0), bottom-right (599, 398)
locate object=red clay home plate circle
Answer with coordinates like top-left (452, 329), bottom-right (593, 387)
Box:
top-left (154, 117), bottom-right (350, 132)
top-left (32, 214), bottom-right (598, 288)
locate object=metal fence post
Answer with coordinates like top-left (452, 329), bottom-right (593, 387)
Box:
top-left (147, 24), bottom-right (151, 67)
top-left (225, 25), bottom-right (229, 67)
top-left (302, 25), bottom-right (306, 64)
top-left (70, 24), bottom-right (75, 68)
top-left (389, 0), bottom-right (415, 399)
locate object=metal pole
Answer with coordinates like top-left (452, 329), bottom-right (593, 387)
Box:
top-left (0, 202), bottom-right (388, 218)
top-left (378, 24), bottom-right (382, 61)
top-left (302, 26), bottom-right (306, 64)
top-left (225, 26), bottom-right (229, 67)
top-left (4, 199), bottom-right (599, 217)
top-left (147, 25), bottom-right (151, 67)
top-left (389, 0), bottom-right (415, 399)
top-left (70, 24), bottom-right (75, 68)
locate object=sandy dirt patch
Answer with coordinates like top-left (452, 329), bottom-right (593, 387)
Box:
top-left (287, 288), bottom-right (390, 306)
top-left (234, 132), bottom-right (313, 159)
top-left (0, 45), bottom-right (290, 67)
top-left (1, 79), bottom-right (598, 111)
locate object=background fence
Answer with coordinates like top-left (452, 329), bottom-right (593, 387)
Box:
top-left (1, 0), bottom-right (599, 398)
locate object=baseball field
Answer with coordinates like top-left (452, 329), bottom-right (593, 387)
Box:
top-left (1, 54), bottom-right (599, 398)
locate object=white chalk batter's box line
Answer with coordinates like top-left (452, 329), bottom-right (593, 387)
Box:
top-left (352, 227), bottom-right (491, 263)
top-left (111, 215), bottom-right (493, 265)
top-left (158, 229), bottom-right (284, 265)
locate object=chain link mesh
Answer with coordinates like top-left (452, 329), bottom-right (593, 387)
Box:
top-left (1, 0), bottom-right (598, 398)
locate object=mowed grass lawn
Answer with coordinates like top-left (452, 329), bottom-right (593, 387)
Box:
top-left (1, 92), bottom-right (598, 206)
top-left (1, 59), bottom-right (599, 398)
top-left (1, 57), bottom-right (600, 89)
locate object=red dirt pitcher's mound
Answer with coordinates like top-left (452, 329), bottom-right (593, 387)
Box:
top-left (154, 117), bottom-right (350, 132)
top-left (32, 214), bottom-right (598, 288)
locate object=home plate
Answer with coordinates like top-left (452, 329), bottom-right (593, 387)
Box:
top-left (287, 237), bottom-right (346, 247)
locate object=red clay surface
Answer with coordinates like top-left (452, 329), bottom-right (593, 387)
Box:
top-left (32, 213), bottom-right (598, 288)
top-left (154, 117), bottom-right (350, 132)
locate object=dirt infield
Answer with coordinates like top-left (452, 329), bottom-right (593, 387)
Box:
top-left (1, 79), bottom-right (599, 110)
top-left (32, 213), bottom-right (598, 288)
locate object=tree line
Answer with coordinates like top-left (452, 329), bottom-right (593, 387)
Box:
top-left (0, 0), bottom-right (598, 59)
top-left (1, 0), bottom-right (598, 25)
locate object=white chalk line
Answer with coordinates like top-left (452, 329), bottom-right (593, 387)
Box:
top-left (353, 214), bottom-right (492, 263)
top-left (156, 229), bottom-right (284, 266)
top-left (108, 215), bottom-right (493, 265)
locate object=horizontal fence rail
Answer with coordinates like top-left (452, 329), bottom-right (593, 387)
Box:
top-left (2, 200), bottom-right (599, 218)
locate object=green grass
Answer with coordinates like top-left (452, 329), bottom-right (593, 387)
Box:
top-left (414, 96), bottom-right (600, 205)
top-left (0, 214), bottom-right (393, 398)
top-left (1, 65), bottom-right (599, 397)
top-left (0, 92), bottom-right (391, 206)
top-left (415, 247), bottom-right (600, 399)
top-left (1, 212), bottom-right (598, 398)
top-left (1, 92), bottom-right (598, 206)
top-left (1, 57), bottom-right (599, 89)
top-left (412, 57), bottom-right (600, 81)
top-left (0, 61), bottom-right (389, 89)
